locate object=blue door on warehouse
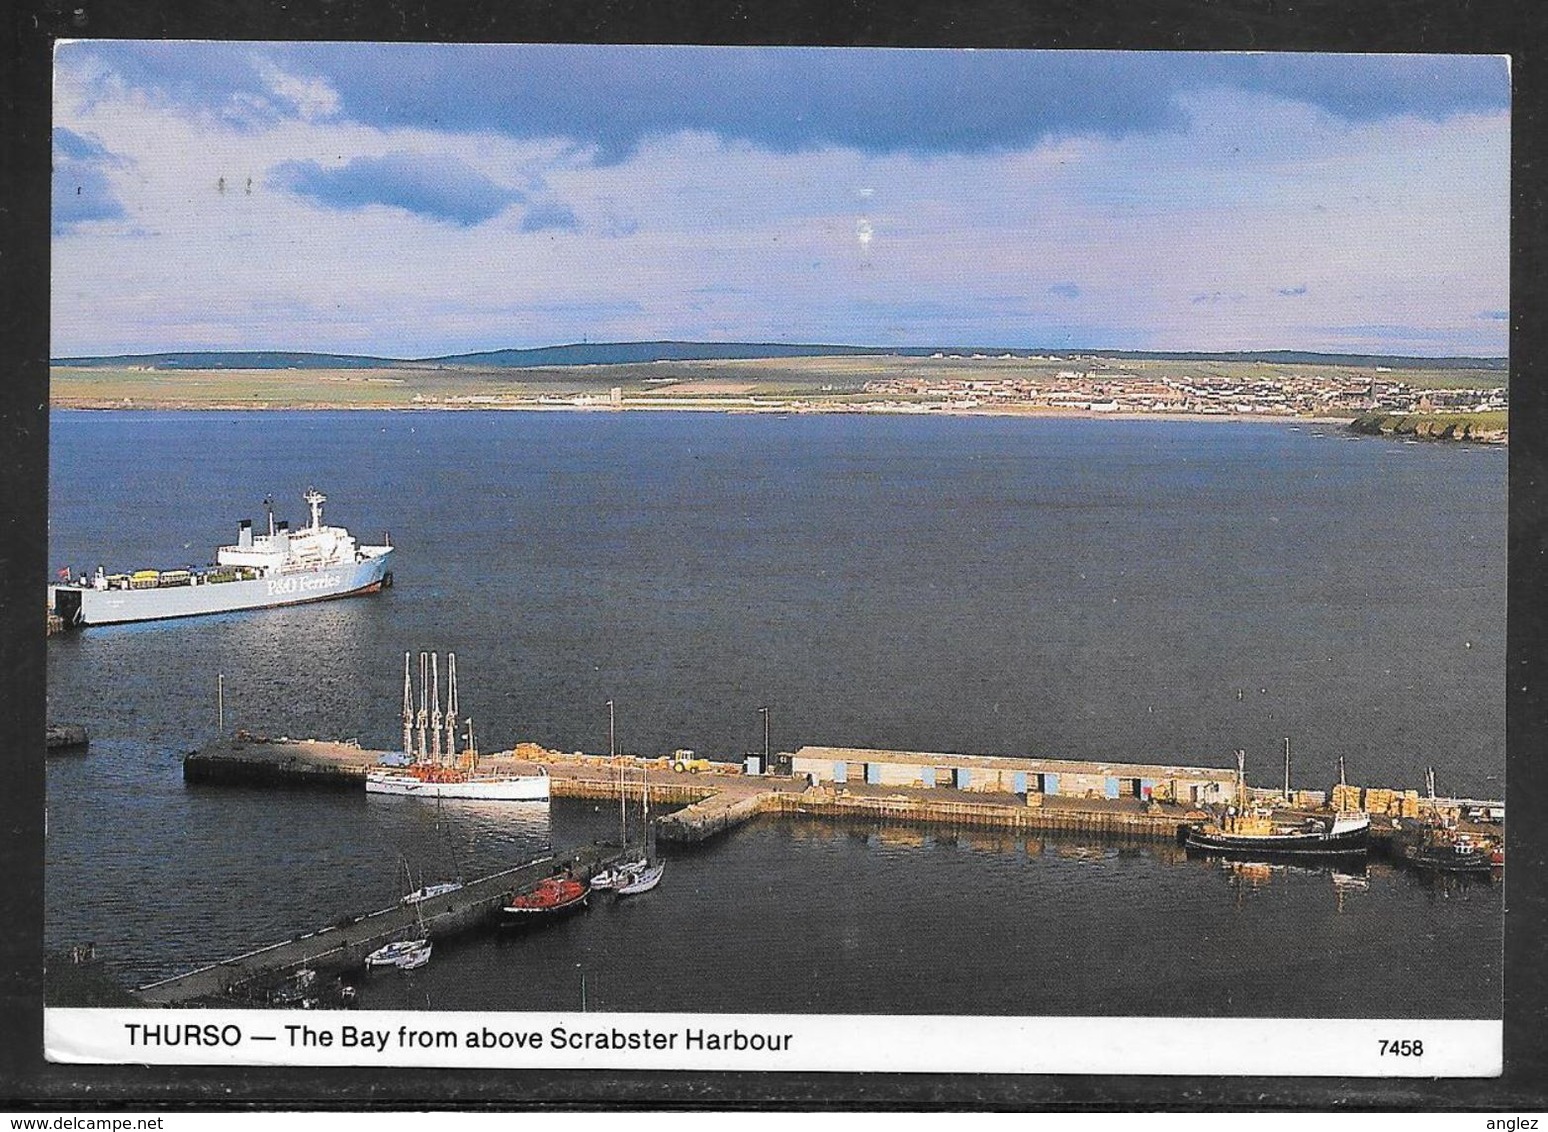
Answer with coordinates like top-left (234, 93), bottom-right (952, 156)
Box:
top-left (865, 763), bottom-right (883, 785)
top-left (921, 766), bottom-right (937, 788)
top-left (1042, 772), bottom-right (1060, 796)
top-left (833, 762), bottom-right (847, 784)
top-left (954, 768), bottom-right (973, 790)
top-left (1104, 777), bottom-right (1121, 799)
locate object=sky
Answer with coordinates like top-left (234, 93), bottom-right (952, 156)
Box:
top-left (51, 44), bottom-right (1511, 358)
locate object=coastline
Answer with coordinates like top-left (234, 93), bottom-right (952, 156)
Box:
top-left (45, 398), bottom-right (1355, 426)
top-left (48, 400), bottom-right (1509, 442)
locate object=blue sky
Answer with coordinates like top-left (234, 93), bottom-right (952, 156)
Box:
top-left (52, 44), bottom-right (1510, 357)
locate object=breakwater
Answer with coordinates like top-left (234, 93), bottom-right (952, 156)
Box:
top-left (132, 842), bottom-right (624, 1007)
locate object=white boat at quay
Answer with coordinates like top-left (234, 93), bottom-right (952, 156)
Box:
top-left (400, 880), bottom-right (464, 905)
top-left (604, 742), bottom-right (665, 898)
top-left (364, 650), bottom-right (551, 802)
top-left (590, 858), bottom-right (647, 892)
top-left (366, 765), bottom-right (550, 801)
top-left (615, 860), bottom-right (665, 895)
top-left (364, 938), bottom-right (432, 971)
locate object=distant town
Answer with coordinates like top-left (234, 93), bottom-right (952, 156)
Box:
top-left (856, 355), bottom-right (1508, 418)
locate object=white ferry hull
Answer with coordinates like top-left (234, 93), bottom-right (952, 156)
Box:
top-left (50, 550), bottom-right (392, 626)
top-left (364, 769), bottom-right (551, 801)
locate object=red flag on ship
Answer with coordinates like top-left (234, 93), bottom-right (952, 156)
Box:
top-left (57, 566), bottom-right (70, 579)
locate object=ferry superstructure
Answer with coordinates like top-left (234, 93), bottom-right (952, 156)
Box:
top-left (49, 489), bottom-right (393, 627)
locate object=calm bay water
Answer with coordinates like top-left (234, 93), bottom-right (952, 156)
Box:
top-left (45, 410), bottom-right (1505, 1016)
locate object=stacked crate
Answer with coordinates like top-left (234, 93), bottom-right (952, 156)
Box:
top-left (1362, 787), bottom-right (1395, 814)
top-left (1331, 783), bottom-right (1362, 811)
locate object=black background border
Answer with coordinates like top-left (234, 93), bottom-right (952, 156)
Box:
top-left (2, 0), bottom-right (1545, 1111)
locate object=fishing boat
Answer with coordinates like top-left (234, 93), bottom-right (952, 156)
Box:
top-left (365, 652), bottom-right (551, 801)
top-left (1184, 810), bottom-right (1371, 858)
top-left (1394, 829), bottom-right (1497, 874)
top-left (1182, 750), bottom-right (1371, 859)
top-left (498, 875), bottom-right (589, 923)
top-left (1391, 768), bottom-right (1502, 874)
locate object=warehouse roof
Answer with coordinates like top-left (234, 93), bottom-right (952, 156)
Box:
top-left (792, 745), bottom-right (1238, 781)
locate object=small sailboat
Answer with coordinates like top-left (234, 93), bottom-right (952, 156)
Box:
top-left (615, 759), bottom-right (665, 898)
top-left (368, 866), bottom-right (434, 970)
top-left (399, 802), bottom-right (466, 904)
top-left (591, 701), bottom-right (644, 891)
top-left (615, 859), bottom-right (664, 895)
top-left (364, 937), bottom-right (432, 971)
top-left (401, 881), bottom-right (462, 905)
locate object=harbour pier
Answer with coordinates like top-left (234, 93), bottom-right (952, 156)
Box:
top-left (181, 735), bottom-right (1503, 851)
top-left (181, 735), bottom-right (1231, 846)
top-left (133, 843), bottom-right (625, 1006)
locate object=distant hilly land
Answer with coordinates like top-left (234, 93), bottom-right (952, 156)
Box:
top-left (52, 342), bottom-right (1508, 372)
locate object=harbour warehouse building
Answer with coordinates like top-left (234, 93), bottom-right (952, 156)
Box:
top-left (790, 746), bottom-right (1239, 804)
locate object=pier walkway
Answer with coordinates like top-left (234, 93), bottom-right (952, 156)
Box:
top-left (133, 843), bottom-right (620, 1006)
top-left (181, 735), bottom-right (1472, 855)
top-left (181, 735), bottom-right (1202, 848)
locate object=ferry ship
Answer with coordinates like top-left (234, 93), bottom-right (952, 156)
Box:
top-left (49, 489), bottom-right (393, 627)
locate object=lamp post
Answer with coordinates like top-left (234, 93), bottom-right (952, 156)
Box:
top-left (758, 705), bottom-right (770, 774)
top-left (608, 699), bottom-right (624, 848)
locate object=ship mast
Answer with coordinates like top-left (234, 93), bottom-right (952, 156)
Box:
top-left (430, 652), bottom-right (443, 764)
top-left (1283, 737), bottom-right (1291, 802)
top-left (608, 699), bottom-right (625, 849)
top-left (642, 756), bottom-right (651, 862)
top-left (304, 487), bottom-right (326, 531)
top-left (416, 651), bottom-right (429, 760)
top-left (444, 652), bottom-right (459, 765)
top-left (401, 652), bottom-right (413, 756)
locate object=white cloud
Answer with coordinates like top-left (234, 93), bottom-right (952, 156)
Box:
top-left (50, 64), bottom-right (1509, 357)
top-left (255, 58), bottom-right (340, 122)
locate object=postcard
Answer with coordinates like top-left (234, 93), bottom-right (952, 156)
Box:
top-left (40, 41), bottom-right (1510, 1090)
